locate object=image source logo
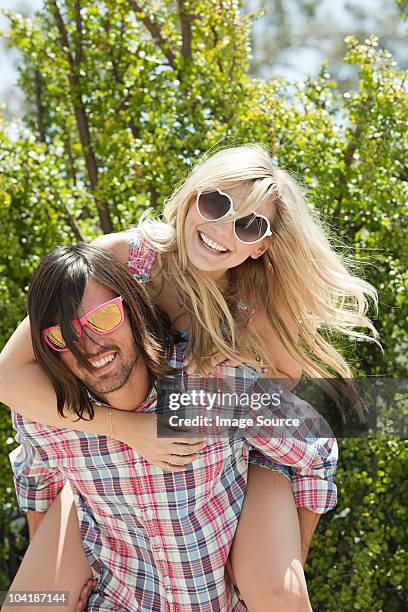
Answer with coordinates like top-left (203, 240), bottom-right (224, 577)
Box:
top-left (156, 375), bottom-right (408, 439)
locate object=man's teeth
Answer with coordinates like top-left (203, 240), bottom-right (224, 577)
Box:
top-left (199, 232), bottom-right (227, 252)
top-left (90, 353), bottom-right (115, 369)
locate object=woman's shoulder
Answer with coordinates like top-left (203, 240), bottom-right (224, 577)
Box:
top-left (91, 228), bottom-right (156, 283)
top-left (91, 221), bottom-right (171, 284)
top-left (91, 223), bottom-right (160, 261)
top-left (91, 231), bottom-right (131, 265)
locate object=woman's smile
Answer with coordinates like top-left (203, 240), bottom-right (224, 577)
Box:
top-left (197, 230), bottom-right (231, 255)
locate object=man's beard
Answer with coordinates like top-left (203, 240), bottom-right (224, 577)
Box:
top-left (81, 352), bottom-right (139, 397)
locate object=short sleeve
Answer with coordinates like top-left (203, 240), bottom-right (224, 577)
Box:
top-left (9, 442), bottom-right (66, 512)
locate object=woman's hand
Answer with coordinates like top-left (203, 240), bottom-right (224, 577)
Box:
top-left (116, 412), bottom-right (207, 473)
top-left (184, 352), bottom-right (241, 376)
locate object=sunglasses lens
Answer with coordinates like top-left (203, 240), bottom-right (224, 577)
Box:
top-left (46, 324), bottom-right (79, 350)
top-left (198, 191), bottom-right (231, 220)
top-left (235, 214), bottom-right (269, 243)
top-left (87, 303), bottom-right (122, 333)
top-left (46, 327), bottom-right (66, 350)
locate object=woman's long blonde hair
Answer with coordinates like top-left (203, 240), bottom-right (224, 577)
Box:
top-left (141, 144), bottom-right (381, 419)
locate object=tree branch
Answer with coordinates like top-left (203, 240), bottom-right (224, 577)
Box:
top-left (128, 119), bottom-right (141, 140)
top-left (59, 199), bottom-right (84, 241)
top-left (62, 124), bottom-right (77, 185)
top-left (333, 125), bottom-right (362, 216)
top-left (127, 0), bottom-right (178, 70)
top-left (50, 0), bottom-right (113, 233)
top-left (34, 70), bottom-right (47, 144)
top-left (103, 16), bottom-right (141, 141)
top-left (177, 0), bottom-right (197, 60)
top-left (74, 0), bottom-right (83, 65)
top-left (51, 0), bottom-right (74, 64)
top-left (149, 184), bottom-right (159, 209)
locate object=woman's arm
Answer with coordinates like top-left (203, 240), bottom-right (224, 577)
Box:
top-left (0, 316), bottom-right (80, 423)
top-left (250, 299), bottom-right (303, 385)
top-left (0, 318), bottom-right (205, 471)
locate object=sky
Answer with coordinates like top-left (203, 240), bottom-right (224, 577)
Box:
top-left (0, 0), bottom-right (44, 115)
top-left (0, 0), bottom-right (42, 112)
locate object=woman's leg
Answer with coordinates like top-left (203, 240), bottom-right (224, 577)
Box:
top-left (4, 482), bottom-right (94, 612)
top-left (228, 464), bottom-right (312, 611)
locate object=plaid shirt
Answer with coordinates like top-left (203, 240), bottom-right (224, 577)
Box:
top-left (10, 344), bottom-right (337, 611)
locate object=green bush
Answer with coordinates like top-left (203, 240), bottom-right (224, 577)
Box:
top-left (307, 438), bottom-right (407, 611)
top-left (0, 1), bottom-right (406, 608)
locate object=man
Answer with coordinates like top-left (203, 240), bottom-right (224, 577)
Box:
top-left (0, 244), bottom-right (337, 610)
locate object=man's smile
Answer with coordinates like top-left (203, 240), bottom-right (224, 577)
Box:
top-left (89, 351), bottom-right (117, 370)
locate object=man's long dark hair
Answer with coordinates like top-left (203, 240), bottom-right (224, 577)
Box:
top-left (28, 243), bottom-right (171, 419)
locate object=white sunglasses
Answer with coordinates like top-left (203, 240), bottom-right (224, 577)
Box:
top-left (196, 189), bottom-right (272, 244)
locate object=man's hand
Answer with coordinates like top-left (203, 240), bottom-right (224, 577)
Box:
top-left (297, 508), bottom-right (320, 566)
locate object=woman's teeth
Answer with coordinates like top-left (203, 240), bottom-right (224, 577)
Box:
top-left (199, 232), bottom-right (228, 253)
top-left (90, 353), bottom-right (116, 369)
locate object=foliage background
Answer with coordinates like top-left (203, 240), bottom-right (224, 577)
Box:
top-left (0, 1), bottom-right (407, 609)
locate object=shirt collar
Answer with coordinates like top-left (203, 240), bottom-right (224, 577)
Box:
top-left (86, 385), bottom-right (157, 412)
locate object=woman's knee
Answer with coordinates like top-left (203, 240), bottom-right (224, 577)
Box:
top-left (242, 586), bottom-right (312, 612)
top-left (238, 562), bottom-right (312, 612)
top-left (250, 591), bottom-right (311, 612)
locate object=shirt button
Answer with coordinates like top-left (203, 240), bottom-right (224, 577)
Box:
top-left (145, 508), bottom-right (154, 519)
top-left (166, 592), bottom-right (174, 602)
